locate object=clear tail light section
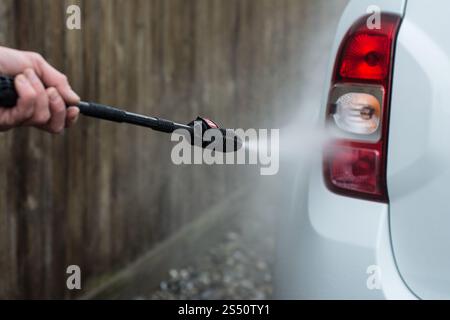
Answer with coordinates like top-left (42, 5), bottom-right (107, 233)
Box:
top-left (324, 13), bottom-right (402, 202)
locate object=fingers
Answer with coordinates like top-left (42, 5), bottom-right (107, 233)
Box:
top-left (0, 74), bottom-right (36, 131)
top-left (8, 70), bottom-right (79, 134)
top-left (65, 106), bottom-right (80, 128)
top-left (12, 74), bottom-right (37, 125)
top-left (41, 88), bottom-right (67, 134)
top-left (28, 52), bottom-right (80, 105)
top-left (22, 69), bottom-right (51, 126)
top-left (39, 89), bottom-right (80, 134)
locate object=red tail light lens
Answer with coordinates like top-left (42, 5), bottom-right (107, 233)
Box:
top-left (328, 144), bottom-right (381, 194)
top-left (336, 14), bottom-right (400, 83)
top-left (324, 13), bottom-right (402, 202)
top-left (339, 33), bottom-right (390, 80)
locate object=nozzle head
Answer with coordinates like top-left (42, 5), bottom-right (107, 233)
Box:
top-left (187, 117), bottom-right (242, 152)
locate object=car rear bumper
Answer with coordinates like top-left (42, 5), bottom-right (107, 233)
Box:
top-left (274, 161), bottom-right (416, 299)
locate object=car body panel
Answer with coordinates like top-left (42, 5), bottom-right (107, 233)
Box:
top-left (275, 160), bottom-right (415, 299)
top-left (387, 0), bottom-right (450, 299)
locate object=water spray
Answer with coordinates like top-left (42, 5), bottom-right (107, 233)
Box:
top-left (0, 75), bottom-right (242, 152)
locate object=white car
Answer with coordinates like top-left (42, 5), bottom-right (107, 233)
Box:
top-left (275, 0), bottom-right (450, 299)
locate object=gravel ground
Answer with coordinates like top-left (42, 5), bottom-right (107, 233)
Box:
top-left (149, 201), bottom-right (277, 300)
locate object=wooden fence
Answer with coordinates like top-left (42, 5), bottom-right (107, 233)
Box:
top-left (0, 0), bottom-right (346, 299)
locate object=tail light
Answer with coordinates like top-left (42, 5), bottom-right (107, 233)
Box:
top-left (324, 13), bottom-right (402, 202)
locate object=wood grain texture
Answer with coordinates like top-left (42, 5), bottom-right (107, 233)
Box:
top-left (0, 0), bottom-right (347, 299)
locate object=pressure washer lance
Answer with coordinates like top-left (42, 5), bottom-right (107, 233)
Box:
top-left (0, 75), bottom-right (242, 152)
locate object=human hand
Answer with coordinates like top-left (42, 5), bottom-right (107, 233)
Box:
top-left (0, 46), bottom-right (80, 133)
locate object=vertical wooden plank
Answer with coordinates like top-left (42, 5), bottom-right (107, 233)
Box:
top-left (95, 0), bottom-right (115, 273)
top-left (42, 0), bottom-right (69, 299)
top-left (81, 0), bottom-right (102, 280)
top-left (0, 0), bottom-right (17, 299)
top-left (12, 0), bottom-right (47, 299)
top-left (62, 0), bottom-right (85, 299)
